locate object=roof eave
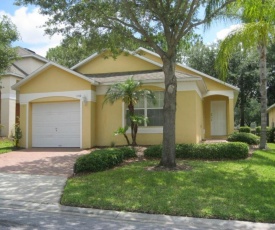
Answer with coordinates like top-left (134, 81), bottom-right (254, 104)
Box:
top-left (267, 103), bottom-right (275, 112)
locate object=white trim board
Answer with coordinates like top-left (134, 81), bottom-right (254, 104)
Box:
top-left (20, 90), bottom-right (96, 104)
top-left (203, 90), bottom-right (234, 99)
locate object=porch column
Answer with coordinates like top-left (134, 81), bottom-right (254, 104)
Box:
top-left (228, 98), bottom-right (234, 135)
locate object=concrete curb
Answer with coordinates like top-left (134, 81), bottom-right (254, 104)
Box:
top-left (1, 199), bottom-right (275, 230)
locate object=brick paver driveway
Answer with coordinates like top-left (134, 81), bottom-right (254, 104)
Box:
top-left (0, 148), bottom-right (90, 177)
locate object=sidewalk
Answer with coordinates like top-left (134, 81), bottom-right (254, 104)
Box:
top-left (0, 173), bottom-right (274, 230)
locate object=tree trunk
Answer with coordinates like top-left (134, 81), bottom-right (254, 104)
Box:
top-left (159, 55), bottom-right (177, 168)
top-left (128, 103), bottom-right (137, 146)
top-left (258, 43), bottom-right (268, 149)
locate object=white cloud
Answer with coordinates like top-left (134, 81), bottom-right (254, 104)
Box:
top-left (216, 24), bottom-right (242, 41)
top-left (0, 7), bottom-right (62, 56)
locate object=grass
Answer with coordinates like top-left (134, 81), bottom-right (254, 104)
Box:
top-left (0, 138), bottom-right (14, 154)
top-left (61, 143), bottom-right (275, 223)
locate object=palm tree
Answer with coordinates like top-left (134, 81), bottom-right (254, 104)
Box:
top-left (104, 77), bottom-right (155, 146)
top-left (216, 0), bottom-right (275, 149)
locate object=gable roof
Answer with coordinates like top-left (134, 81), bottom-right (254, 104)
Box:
top-left (12, 61), bottom-right (98, 90)
top-left (136, 47), bottom-right (240, 92)
top-left (2, 47), bottom-right (49, 78)
top-left (71, 49), bottom-right (162, 70)
top-left (16, 47), bottom-right (48, 63)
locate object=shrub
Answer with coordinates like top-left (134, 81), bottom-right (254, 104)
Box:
top-left (144, 143), bottom-right (249, 160)
top-left (227, 132), bottom-right (259, 145)
top-left (255, 126), bottom-right (261, 136)
top-left (144, 145), bottom-right (162, 158)
top-left (119, 146), bottom-right (137, 159)
top-left (74, 149), bottom-right (124, 173)
top-left (268, 127), bottom-right (275, 143)
top-left (239, 126), bottom-right (251, 133)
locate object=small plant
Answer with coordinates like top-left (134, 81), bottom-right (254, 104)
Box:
top-left (239, 126), bottom-right (251, 133)
top-left (114, 126), bottom-right (130, 145)
top-left (227, 132), bottom-right (259, 145)
top-left (12, 120), bottom-right (22, 148)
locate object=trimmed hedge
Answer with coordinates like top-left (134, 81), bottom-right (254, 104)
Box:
top-left (144, 142), bottom-right (249, 160)
top-left (74, 147), bottom-right (136, 173)
top-left (227, 132), bottom-right (259, 145)
top-left (239, 126), bottom-right (251, 133)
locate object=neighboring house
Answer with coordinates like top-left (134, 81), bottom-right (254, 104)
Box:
top-left (12, 47), bottom-right (239, 148)
top-left (267, 104), bottom-right (275, 128)
top-left (0, 47), bottom-right (48, 137)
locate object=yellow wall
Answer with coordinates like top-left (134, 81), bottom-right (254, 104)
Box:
top-left (175, 91), bottom-right (203, 143)
top-left (95, 95), bottom-right (124, 146)
top-left (20, 66), bottom-right (91, 94)
top-left (19, 104), bottom-right (26, 147)
top-left (76, 53), bottom-right (161, 74)
top-left (269, 107), bottom-right (275, 127)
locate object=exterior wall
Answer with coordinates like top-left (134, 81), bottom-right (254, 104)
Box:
top-left (269, 107), bottom-right (275, 128)
top-left (176, 91), bottom-right (203, 143)
top-left (14, 57), bottom-right (46, 75)
top-left (95, 83), bottom-right (204, 146)
top-left (20, 66), bottom-right (92, 94)
top-left (203, 95), bottom-right (234, 139)
top-left (0, 76), bottom-right (20, 137)
top-left (18, 66), bottom-right (96, 148)
top-left (76, 53), bottom-right (161, 74)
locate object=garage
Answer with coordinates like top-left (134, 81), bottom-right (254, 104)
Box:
top-left (32, 102), bottom-right (80, 147)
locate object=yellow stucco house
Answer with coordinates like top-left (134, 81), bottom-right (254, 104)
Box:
top-left (268, 104), bottom-right (275, 128)
top-left (0, 47), bottom-right (48, 137)
top-left (12, 47), bottom-right (239, 148)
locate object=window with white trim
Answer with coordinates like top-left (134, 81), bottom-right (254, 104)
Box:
top-left (126, 91), bottom-right (164, 126)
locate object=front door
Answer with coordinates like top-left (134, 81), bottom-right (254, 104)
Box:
top-left (211, 101), bottom-right (226, 136)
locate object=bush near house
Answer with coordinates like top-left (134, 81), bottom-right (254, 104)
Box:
top-left (268, 127), bottom-right (275, 143)
top-left (227, 132), bottom-right (259, 145)
top-left (144, 142), bottom-right (249, 160)
top-left (239, 126), bottom-right (251, 133)
top-left (74, 147), bottom-right (136, 173)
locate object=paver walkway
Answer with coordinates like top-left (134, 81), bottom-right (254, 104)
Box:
top-left (0, 148), bottom-right (90, 176)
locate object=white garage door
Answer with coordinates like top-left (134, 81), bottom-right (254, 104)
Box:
top-left (32, 102), bottom-right (80, 147)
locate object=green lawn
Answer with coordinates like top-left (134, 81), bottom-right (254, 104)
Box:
top-left (0, 138), bottom-right (14, 154)
top-left (61, 143), bottom-right (275, 223)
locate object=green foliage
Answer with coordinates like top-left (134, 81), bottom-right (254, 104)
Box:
top-left (144, 143), bottom-right (249, 160)
top-left (239, 126), bottom-right (251, 133)
top-left (0, 138), bottom-right (14, 154)
top-left (268, 127), bottom-right (275, 143)
top-left (118, 146), bottom-right (137, 159)
top-left (104, 77), bottom-right (155, 146)
top-left (114, 126), bottom-right (130, 146)
top-left (46, 36), bottom-right (95, 68)
top-left (12, 122), bottom-right (22, 148)
top-left (0, 15), bottom-right (19, 74)
top-left (185, 41), bottom-right (219, 78)
top-left (74, 147), bottom-right (136, 173)
top-left (227, 132), bottom-right (259, 145)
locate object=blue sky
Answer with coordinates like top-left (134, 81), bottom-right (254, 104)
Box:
top-left (0, 1), bottom-right (237, 57)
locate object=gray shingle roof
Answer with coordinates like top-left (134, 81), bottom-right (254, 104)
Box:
top-left (85, 70), bottom-right (200, 84)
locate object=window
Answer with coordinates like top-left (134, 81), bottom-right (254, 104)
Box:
top-left (126, 91), bottom-right (164, 127)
